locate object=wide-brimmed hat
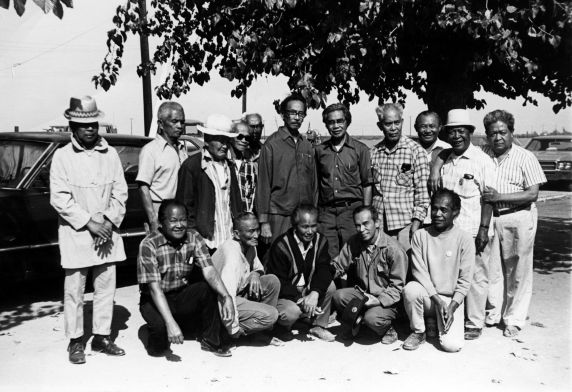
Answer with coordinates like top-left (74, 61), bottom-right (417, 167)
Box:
top-left (197, 114), bottom-right (237, 138)
top-left (443, 109), bottom-right (475, 131)
top-left (64, 96), bottom-right (105, 123)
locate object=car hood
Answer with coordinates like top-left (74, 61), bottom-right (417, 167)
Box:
top-left (530, 150), bottom-right (572, 161)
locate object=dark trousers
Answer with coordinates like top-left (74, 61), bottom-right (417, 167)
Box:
top-left (139, 282), bottom-right (227, 354)
top-left (319, 201), bottom-right (361, 258)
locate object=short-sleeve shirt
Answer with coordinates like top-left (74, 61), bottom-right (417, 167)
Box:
top-left (315, 135), bottom-right (373, 204)
top-left (136, 135), bottom-right (188, 203)
top-left (440, 143), bottom-right (496, 237)
top-left (480, 144), bottom-right (546, 210)
top-left (137, 229), bottom-right (212, 293)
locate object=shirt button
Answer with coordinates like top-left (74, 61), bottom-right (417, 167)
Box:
top-left (335, 189), bottom-right (338, 193)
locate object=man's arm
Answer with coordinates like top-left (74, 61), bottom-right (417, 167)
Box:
top-left (331, 241), bottom-right (354, 280)
top-left (428, 148), bottom-right (451, 193)
top-left (374, 244), bottom-right (408, 307)
top-left (411, 148), bottom-right (430, 236)
top-left (453, 232), bottom-right (476, 304)
top-left (483, 184), bottom-right (540, 206)
top-left (202, 265), bottom-right (235, 330)
top-left (265, 239), bottom-right (300, 300)
top-left (410, 231), bottom-right (439, 297)
top-left (175, 160), bottom-right (197, 229)
top-left (139, 183), bottom-right (159, 232)
top-left (102, 150), bottom-right (128, 228)
top-left (147, 282), bottom-right (184, 344)
top-left (211, 244), bottom-right (242, 335)
top-left (359, 144), bottom-right (374, 206)
top-left (256, 143), bottom-right (273, 242)
top-left (475, 202), bottom-right (493, 253)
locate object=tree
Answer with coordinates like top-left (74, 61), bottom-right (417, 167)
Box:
top-left (0, 0), bottom-right (73, 18)
top-left (94, 0), bottom-right (572, 118)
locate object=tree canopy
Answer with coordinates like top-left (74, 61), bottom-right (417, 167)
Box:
top-left (95, 0), bottom-right (571, 117)
top-left (0, 0), bottom-right (73, 18)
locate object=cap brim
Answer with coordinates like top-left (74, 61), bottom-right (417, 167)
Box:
top-left (197, 125), bottom-right (237, 138)
top-left (444, 122), bottom-right (475, 130)
top-left (64, 110), bottom-right (105, 123)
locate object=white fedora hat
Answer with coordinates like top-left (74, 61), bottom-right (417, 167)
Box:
top-left (197, 114), bottom-right (237, 138)
top-left (444, 109), bottom-right (475, 131)
top-left (64, 96), bottom-right (105, 123)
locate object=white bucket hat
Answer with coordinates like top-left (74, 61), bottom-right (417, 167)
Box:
top-left (64, 96), bottom-right (105, 123)
top-left (197, 114), bottom-right (237, 138)
top-left (444, 109), bottom-right (475, 131)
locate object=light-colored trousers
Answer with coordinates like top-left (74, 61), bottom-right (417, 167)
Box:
top-left (64, 263), bottom-right (116, 339)
top-left (403, 281), bottom-right (465, 352)
top-left (277, 282), bottom-right (336, 329)
top-left (465, 236), bottom-right (494, 329)
top-left (236, 275), bottom-right (280, 335)
top-left (487, 206), bottom-right (537, 328)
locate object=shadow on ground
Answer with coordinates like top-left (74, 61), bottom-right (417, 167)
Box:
top-left (534, 216), bottom-right (572, 274)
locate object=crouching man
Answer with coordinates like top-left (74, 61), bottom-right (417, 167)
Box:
top-left (212, 212), bottom-right (280, 340)
top-left (137, 200), bottom-right (235, 357)
top-left (265, 205), bottom-right (337, 342)
top-left (402, 189), bottom-right (475, 352)
top-left (332, 206), bottom-right (407, 344)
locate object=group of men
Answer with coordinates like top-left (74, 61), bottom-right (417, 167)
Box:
top-left (50, 93), bottom-right (545, 364)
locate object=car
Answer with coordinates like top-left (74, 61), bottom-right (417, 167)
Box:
top-left (0, 131), bottom-right (202, 282)
top-left (525, 135), bottom-right (572, 182)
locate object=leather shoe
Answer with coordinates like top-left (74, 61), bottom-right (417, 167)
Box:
top-left (309, 326), bottom-right (335, 342)
top-left (91, 336), bottom-right (126, 356)
top-left (402, 332), bottom-right (426, 350)
top-left (200, 339), bottom-right (232, 357)
top-left (68, 341), bottom-right (86, 364)
top-left (381, 326), bottom-right (398, 344)
top-left (464, 328), bottom-right (482, 340)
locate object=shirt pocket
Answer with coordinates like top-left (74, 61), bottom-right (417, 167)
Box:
top-left (297, 152), bottom-right (314, 172)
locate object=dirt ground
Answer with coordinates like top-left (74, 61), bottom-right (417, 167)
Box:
top-left (1, 194), bottom-right (570, 392)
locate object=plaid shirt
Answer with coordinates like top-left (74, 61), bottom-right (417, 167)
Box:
top-left (236, 158), bottom-right (257, 212)
top-left (370, 136), bottom-right (430, 231)
top-left (137, 229), bottom-right (213, 293)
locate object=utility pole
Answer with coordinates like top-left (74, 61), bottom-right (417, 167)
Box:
top-left (139, 0), bottom-right (152, 136)
top-left (242, 88), bottom-right (247, 113)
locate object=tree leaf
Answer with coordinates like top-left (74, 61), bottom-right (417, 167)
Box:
top-left (60, 0), bottom-right (72, 7)
top-left (0, 0), bottom-right (9, 10)
top-left (32, 0), bottom-right (53, 14)
top-left (14, 0), bottom-right (25, 16)
top-left (52, 0), bottom-right (63, 19)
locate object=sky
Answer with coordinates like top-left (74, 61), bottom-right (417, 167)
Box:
top-left (1, 0), bottom-right (570, 138)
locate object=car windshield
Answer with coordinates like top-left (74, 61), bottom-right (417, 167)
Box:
top-left (526, 138), bottom-right (572, 152)
top-left (0, 140), bottom-right (50, 188)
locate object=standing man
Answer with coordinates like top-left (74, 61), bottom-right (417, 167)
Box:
top-left (138, 200), bottom-right (234, 357)
top-left (50, 96), bottom-right (127, 364)
top-left (242, 112), bottom-right (264, 159)
top-left (414, 110), bottom-right (451, 164)
top-left (265, 205), bottom-right (337, 342)
top-left (402, 189), bottom-right (475, 352)
top-left (371, 103), bottom-right (430, 250)
top-left (137, 102), bottom-right (188, 232)
top-left (481, 110), bottom-right (546, 338)
top-left (435, 109), bottom-right (496, 341)
top-left (211, 212), bottom-right (280, 339)
top-left (332, 206), bottom-right (408, 344)
top-left (176, 114), bottom-right (243, 252)
top-left (315, 103), bottom-right (373, 258)
top-left (257, 94), bottom-right (317, 244)
top-left (229, 121), bottom-right (258, 212)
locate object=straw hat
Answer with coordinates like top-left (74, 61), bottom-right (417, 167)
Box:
top-left (197, 114), bottom-right (237, 138)
top-left (64, 96), bottom-right (105, 123)
top-left (443, 109), bottom-right (475, 131)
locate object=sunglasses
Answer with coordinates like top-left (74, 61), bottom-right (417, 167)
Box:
top-left (235, 134), bottom-right (252, 142)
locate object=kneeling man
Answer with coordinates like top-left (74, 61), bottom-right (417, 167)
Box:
top-left (137, 200), bottom-right (235, 357)
top-left (212, 213), bottom-right (280, 338)
top-left (402, 189), bottom-right (475, 352)
top-left (332, 206), bottom-right (407, 344)
top-left (265, 205), bottom-right (336, 342)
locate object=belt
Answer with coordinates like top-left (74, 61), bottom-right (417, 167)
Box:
top-left (494, 204), bottom-right (531, 217)
top-left (324, 199), bottom-right (361, 208)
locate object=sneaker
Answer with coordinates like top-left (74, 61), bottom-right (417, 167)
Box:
top-left (464, 327), bottom-right (482, 340)
top-left (402, 332), bottom-right (426, 351)
top-left (426, 318), bottom-right (438, 338)
top-left (200, 339), bottom-right (232, 357)
top-left (381, 326), bottom-right (398, 345)
top-left (68, 341), bottom-right (86, 364)
top-left (309, 326), bottom-right (335, 342)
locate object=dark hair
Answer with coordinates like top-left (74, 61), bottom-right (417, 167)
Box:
top-left (291, 204), bottom-right (318, 226)
top-left (322, 103), bottom-right (352, 126)
top-left (280, 93), bottom-right (307, 114)
top-left (352, 205), bottom-right (378, 222)
top-left (158, 199), bottom-right (187, 223)
top-left (414, 111), bottom-right (441, 128)
top-left (233, 212), bottom-right (258, 231)
top-left (483, 110), bottom-right (515, 133)
top-left (431, 189), bottom-right (461, 212)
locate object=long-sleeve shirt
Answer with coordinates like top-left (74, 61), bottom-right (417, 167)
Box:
top-left (256, 126), bottom-right (317, 221)
top-left (370, 135), bottom-right (430, 231)
top-left (211, 239), bottom-right (265, 334)
top-left (332, 231), bottom-right (407, 307)
top-left (410, 226), bottom-right (475, 304)
top-left (50, 135), bottom-right (127, 269)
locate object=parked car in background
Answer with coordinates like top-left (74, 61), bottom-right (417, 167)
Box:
top-left (525, 135), bottom-right (572, 182)
top-left (0, 131), bottom-right (202, 282)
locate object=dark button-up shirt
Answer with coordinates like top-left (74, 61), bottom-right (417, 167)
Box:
top-left (315, 135), bottom-right (373, 205)
top-left (332, 230), bottom-right (407, 307)
top-left (137, 229), bottom-right (212, 293)
top-left (256, 126), bottom-right (317, 221)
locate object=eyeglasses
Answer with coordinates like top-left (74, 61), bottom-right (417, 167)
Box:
top-left (285, 110), bottom-right (306, 119)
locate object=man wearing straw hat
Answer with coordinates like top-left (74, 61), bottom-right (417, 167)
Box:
top-left (50, 96), bottom-right (128, 364)
top-left (176, 114), bottom-right (243, 252)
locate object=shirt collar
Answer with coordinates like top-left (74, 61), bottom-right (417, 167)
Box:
top-left (363, 229), bottom-right (387, 251)
top-left (376, 135), bottom-right (409, 153)
top-left (201, 148), bottom-right (230, 169)
top-left (323, 135), bottom-right (356, 151)
top-left (293, 232), bottom-right (313, 251)
top-left (157, 133), bottom-right (183, 151)
top-left (451, 143), bottom-right (479, 160)
top-left (278, 126), bottom-right (300, 142)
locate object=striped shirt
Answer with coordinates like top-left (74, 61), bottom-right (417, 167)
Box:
top-left (440, 143), bottom-right (496, 237)
top-left (234, 157), bottom-right (257, 212)
top-left (481, 144), bottom-right (546, 210)
top-left (370, 135), bottom-right (430, 231)
top-left (137, 230), bottom-right (212, 293)
top-left (202, 150), bottom-right (233, 250)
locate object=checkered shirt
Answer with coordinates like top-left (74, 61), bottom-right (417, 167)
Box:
top-left (370, 135), bottom-right (430, 231)
top-left (137, 229), bottom-right (213, 293)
